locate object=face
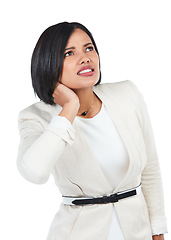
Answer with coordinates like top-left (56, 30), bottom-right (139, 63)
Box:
top-left (59, 28), bottom-right (100, 90)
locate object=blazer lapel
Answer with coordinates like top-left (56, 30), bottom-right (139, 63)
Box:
top-left (93, 87), bottom-right (134, 192)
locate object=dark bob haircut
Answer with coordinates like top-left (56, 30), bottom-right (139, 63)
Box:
top-left (31, 21), bottom-right (102, 105)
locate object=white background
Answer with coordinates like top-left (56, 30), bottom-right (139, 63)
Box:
top-left (1, 0), bottom-right (170, 239)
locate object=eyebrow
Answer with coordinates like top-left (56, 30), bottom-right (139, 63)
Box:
top-left (65, 42), bottom-right (93, 51)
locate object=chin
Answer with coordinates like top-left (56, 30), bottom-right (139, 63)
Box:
top-left (67, 75), bottom-right (99, 90)
top-left (81, 79), bottom-right (98, 88)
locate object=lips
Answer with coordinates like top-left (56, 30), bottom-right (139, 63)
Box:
top-left (77, 65), bottom-right (94, 75)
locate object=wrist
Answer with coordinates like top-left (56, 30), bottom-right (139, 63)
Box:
top-left (152, 234), bottom-right (164, 240)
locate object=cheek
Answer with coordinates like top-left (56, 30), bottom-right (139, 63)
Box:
top-left (61, 61), bottom-right (74, 82)
top-left (63, 62), bottom-right (72, 74)
top-left (94, 54), bottom-right (100, 67)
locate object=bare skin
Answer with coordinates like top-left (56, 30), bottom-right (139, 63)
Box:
top-left (52, 28), bottom-right (101, 124)
top-left (53, 82), bottom-right (80, 124)
top-left (152, 235), bottom-right (164, 240)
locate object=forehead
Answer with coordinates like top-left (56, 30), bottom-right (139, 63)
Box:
top-left (66, 28), bottom-right (92, 47)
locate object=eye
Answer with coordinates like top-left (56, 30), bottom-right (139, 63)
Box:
top-left (86, 46), bottom-right (94, 52)
top-left (64, 51), bottom-right (73, 57)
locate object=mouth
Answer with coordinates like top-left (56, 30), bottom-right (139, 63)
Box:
top-left (77, 66), bottom-right (94, 75)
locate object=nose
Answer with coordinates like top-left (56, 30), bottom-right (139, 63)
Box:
top-left (79, 53), bottom-right (90, 64)
top-left (81, 58), bottom-right (90, 64)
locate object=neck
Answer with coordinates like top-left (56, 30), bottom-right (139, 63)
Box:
top-left (73, 87), bottom-right (95, 115)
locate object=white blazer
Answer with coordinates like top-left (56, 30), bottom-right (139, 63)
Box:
top-left (16, 80), bottom-right (167, 240)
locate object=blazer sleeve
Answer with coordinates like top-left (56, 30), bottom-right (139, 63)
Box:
top-left (16, 111), bottom-right (76, 184)
top-left (128, 80), bottom-right (168, 236)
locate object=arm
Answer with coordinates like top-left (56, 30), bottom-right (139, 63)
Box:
top-left (16, 101), bottom-right (79, 184)
top-left (16, 113), bottom-right (76, 184)
top-left (128, 80), bottom-right (168, 236)
top-left (17, 81), bottom-right (80, 184)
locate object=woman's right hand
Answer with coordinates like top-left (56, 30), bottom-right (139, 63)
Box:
top-left (52, 82), bottom-right (79, 107)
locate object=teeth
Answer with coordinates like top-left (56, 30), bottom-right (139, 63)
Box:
top-left (78, 69), bottom-right (93, 74)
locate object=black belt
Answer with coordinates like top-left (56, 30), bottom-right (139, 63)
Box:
top-left (62, 183), bottom-right (141, 206)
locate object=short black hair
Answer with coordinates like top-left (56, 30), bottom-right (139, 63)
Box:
top-left (31, 21), bottom-right (102, 105)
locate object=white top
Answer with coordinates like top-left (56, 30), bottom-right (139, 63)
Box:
top-left (75, 103), bottom-right (129, 240)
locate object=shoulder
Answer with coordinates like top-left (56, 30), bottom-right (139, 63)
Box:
top-left (18, 101), bottom-right (62, 125)
top-left (93, 80), bottom-right (140, 101)
top-left (94, 80), bottom-right (135, 92)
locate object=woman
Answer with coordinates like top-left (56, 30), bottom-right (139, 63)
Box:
top-left (17, 21), bottom-right (168, 240)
